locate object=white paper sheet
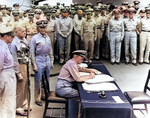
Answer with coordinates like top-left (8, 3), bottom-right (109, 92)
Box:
top-left (85, 74), bottom-right (115, 84)
top-left (112, 96), bottom-right (125, 103)
top-left (78, 63), bottom-right (88, 67)
top-left (82, 83), bottom-right (118, 92)
top-left (79, 72), bottom-right (90, 76)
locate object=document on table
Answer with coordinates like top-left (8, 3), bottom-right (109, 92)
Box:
top-left (112, 96), bottom-right (125, 103)
top-left (78, 63), bottom-right (88, 67)
top-left (82, 83), bottom-right (118, 92)
top-left (85, 74), bottom-right (115, 84)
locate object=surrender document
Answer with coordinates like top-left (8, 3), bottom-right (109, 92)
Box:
top-left (82, 83), bottom-right (118, 92)
top-left (85, 74), bottom-right (115, 84)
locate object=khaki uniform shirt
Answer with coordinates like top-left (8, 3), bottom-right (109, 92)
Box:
top-left (25, 19), bottom-right (37, 35)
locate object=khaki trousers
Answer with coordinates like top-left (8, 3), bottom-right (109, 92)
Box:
top-left (139, 32), bottom-right (150, 63)
top-left (94, 29), bottom-right (102, 59)
top-left (83, 32), bottom-right (94, 59)
top-left (47, 32), bottom-right (55, 53)
top-left (16, 64), bottom-right (28, 108)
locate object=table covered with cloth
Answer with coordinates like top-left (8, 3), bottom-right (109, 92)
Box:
top-left (78, 62), bottom-right (134, 118)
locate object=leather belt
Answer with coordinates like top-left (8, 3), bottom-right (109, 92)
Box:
top-left (125, 30), bottom-right (136, 32)
top-left (142, 30), bottom-right (150, 32)
top-left (36, 54), bottom-right (49, 56)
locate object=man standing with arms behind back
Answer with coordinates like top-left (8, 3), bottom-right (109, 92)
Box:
top-left (30, 20), bottom-right (54, 106)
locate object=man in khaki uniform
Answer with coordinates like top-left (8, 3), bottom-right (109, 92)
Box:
top-left (9, 27), bottom-right (29, 116)
top-left (8, 10), bottom-right (25, 29)
top-left (33, 9), bottom-right (43, 23)
top-left (93, 6), bottom-right (104, 60)
top-left (1, 5), bottom-right (11, 24)
top-left (138, 7), bottom-right (150, 64)
top-left (45, 11), bottom-right (56, 53)
top-left (81, 10), bottom-right (97, 61)
top-left (25, 11), bottom-right (37, 43)
top-left (74, 10), bottom-right (85, 50)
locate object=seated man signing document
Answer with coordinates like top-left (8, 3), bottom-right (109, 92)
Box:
top-left (56, 50), bottom-right (100, 100)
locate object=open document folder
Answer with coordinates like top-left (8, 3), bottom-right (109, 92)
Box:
top-left (82, 83), bottom-right (118, 92)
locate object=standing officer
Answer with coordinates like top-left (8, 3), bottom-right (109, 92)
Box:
top-left (74, 10), bottom-right (85, 50)
top-left (9, 27), bottom-right (29, 116)
top-left (45, 10), bottom-right (56, 53)
top-left (123, 8), bottom-right (138, 66)
top-left (81, 10), bottom-right (97, 61)
top-left (0, 26), bottom-right (16, 118)
top-left (138, 7), bottom-right (150, 64)
top-left (107, 9), bottom-right (124, 65)
top-left (30, 20), bottom-right (54, 106)
top-left (1, 5), bottom-right (11, 24)
top-left (93, 6), bottom-right (104, 60)
top-left (25, 11), bottom-right (37, 43)
top-left (57, 8), bottom-right (73, 64)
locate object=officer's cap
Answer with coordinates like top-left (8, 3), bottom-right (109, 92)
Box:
top-left (128, 7), bottom-right (136, 13)
top-left (34, 9), bottom-right (42, 14)
top-left (6, 7), bottom-right (12, 12)
top-left (139, 9), bottom-right (145, 13)
top-left (1, 5), bottom-right (6, 9)
top-left (61, 8), bottom-right (69, 13)
top-left (133, 0), bottom-right (140, 5)
top-left (122, 1), bottom-right (129, 5)
top-left (12, 10), bottom-right (19, 16)
top-left (86, 3), bottom-right (92, 7)
top-left (50, 9), bottom-right (57, 13)
top-left (28, 10), bottom-right (34, 15)
top-left (145, 7), bottom-right (150, 14)
top-left (85, 10), bottom-right (92, 15)
top-left (94, 6), bottom-right (100, 11)
top-left (36, 20), bottom-right (48, 28)
top-left (0, 26), bottom-right (14, 36)
top-left (13, 3), bottom-right (19, 7)
top-left (101, 5), bottom-right (107, 10)
top-left (97, 0), bottom-right (103, 4)
top-left (72, 50), bottom-right (87, 58)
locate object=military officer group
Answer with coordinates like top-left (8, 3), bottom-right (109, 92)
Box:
top-left (0, 0), bottom-right (150, 118)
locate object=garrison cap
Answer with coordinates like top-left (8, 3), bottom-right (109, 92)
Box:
top-left (97, 0), bottom-right (103, 4)
top-left (13, 3), bottom-right (19, 7)
top-left (36, 20), bottom-right (48, 28)
top-left (133, 0), bottom-right (140, 5)
top-left (72, 50), bottom-right (87, 58)
top-left (34, 9), bottom-right (42, 14)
